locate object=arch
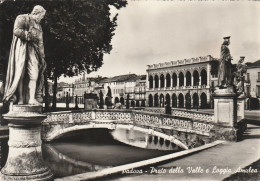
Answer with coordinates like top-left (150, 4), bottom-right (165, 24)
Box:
top-left (160, 94), bottom-right (164, 107)
top-left (154, 94), bottom-right (159, 107)
top-left (179, 72), bottom-right (184, 87)
top-left (148, 94), bottom-right (153, 107)
top-left (192, 93), bottom-right (199, 108)
top-left (149, 75), bottom-right (153, 88)
top-left (136, 100), bottom-right (140, 107)
top-left (160, 74), bottom-right (165, 88)
top-left (120, 97), bottom-right (124, 105)
top-left (141, 100), bottom-right (145, 107)
top-left (165, 93), bottom-right (171, 106)
top-left (131, 100), bottom-right (135, 107)
top-left (178, 93), bottom-right (184, 108)
top-left (193, 70), bottom-right (200, 86)
top-left (115, 97), bottom-right (119, 104)
top-left (172, 93), bottom-right (177, 108)
top-left (166, 73), bottom-right (171, 87)
top-left (201, 69), bottom-right (207, 86)
top-left (185, 93), bottom-right (191, 109)
top-left (172, 73), bottom-right (177, 87)
top-left (200, 92), bottom-right (207, 109)
top-left (154, 136), bottom-right (158, 145)
top-left (44, 124), bottom-right (188, 149)
top-left (159, 138), bottom-right (164, 146)
top-left (154, 75), bottom-right (159, 88)
top-left (186, 71), bottom-right (191, 86)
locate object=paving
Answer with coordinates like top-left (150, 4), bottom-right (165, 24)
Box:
top-left (108, 124), bottom-right (260, 181)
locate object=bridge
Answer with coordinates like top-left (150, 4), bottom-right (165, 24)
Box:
top-left (41, 108), bottom-right (239, 150)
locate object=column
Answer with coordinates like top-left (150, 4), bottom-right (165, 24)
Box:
top-left (170, 77), bottom-right (173, 88)
top-left (191, 75), bottom-right (194, 87)
top-left (207, 64), bottom-right (210, 88)
top-left (184, 75), bottom-right (186, 87)
top-left (153, 78), bottom-right (155, 89)
top-left (199, 74), bottom-right (202, 86)
top-left (159, 78), bottom-right (161, 89)
top-left (164, 76), bottom-right (167, 88)
top-left (177, 75), bottom-right (179, 87)
top-left (0, 105), bottom-right (53, 180)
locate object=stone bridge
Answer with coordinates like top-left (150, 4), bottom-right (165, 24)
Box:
top-left (41, 109), bottom-right (238, 150)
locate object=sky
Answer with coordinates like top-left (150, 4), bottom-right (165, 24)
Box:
top-left (60, 0), bottom-right (260, 83)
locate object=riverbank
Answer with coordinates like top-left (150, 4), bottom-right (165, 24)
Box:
top-left (56, 124), bottom-right (260, 181)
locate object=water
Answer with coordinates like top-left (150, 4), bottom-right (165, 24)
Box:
top-left (1, 129), bottom-right (181, 179)
top-left (43, 129), bottom-right (181, 179)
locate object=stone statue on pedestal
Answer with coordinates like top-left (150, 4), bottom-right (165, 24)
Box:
top-left (217, 36), bottom-right (233, 88)
top-left (99, 90), bottom-right (104, 109)
top-left (3, 5), bottom-right (46, 106)
top-left (106, 86), bottom-right (112, 107)
top-left (234, 56), bottom-right (247, 96)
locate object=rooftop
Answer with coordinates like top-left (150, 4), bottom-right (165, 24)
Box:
top-left (101, 74), bottom-right (138, 83)
top-left (246, 60), bottom-right (260, 68)
top-left (147, 55), bottom-right (217, 70)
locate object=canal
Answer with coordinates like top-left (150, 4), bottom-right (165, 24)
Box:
top-left (1, 129), bottom-right (182, 179)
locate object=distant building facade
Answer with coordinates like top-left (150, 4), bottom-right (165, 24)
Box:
top-left (146, 55), bottom-right (218, 109)
top-left (102, 74), bottom-right (138, 106)
top-left (134, 75), bottom-right (146, 107)
top-left (245, 60), bottom-right (260, 109)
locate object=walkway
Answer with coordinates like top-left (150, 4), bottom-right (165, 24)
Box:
top-left (56, 124), bottom-right (260, 181)
top-left (109, 124), bottom-right (260, 181)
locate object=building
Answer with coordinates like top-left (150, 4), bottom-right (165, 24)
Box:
top-left (134, 75), bottom-right (146, 107)
top-left (245, 60), bottom-right (260, 109)
top-left (146, 55), bottom-right (218, 109)
top-left (102, 74), bottom-right (138, 105)
top-left (56, 82), bottom-right (73, 103)
top-left (73, 75), bottom-right (107, 104)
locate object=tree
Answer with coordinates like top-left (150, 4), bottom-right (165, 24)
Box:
top-left (0, 0), bottom-right (127, 110)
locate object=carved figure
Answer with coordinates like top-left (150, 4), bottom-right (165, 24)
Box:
top-left (106, 86), bottom-right (112, 106)
top-left (234, 56), bottom-right (247, 95)
top-left (3, 5), bottom-right (46, 105)
top-left (99, 90), bottom-right (104, 109)
top-left (218, 36), bottom-right (233, 88)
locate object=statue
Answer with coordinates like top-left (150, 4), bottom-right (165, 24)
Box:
top-left (217, 36), bottom-right (233, 88)
top-left (126, 94), bottom-right (130, 109)
top-left (234, 56), bottom-right (247, 95)
top-left (75, 95), bottom-right (79, 109)
top-left (106, 86), bottom-right (112, 107)
top-left (3, 5), bottom-right (46, 106)
top-left (99, 90), bottom-right (104, 109)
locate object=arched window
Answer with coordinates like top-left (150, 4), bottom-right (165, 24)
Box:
top-left (179, 72), bottom-right (184, 87)
top-left (154, 75), bottom-right (159, 88)
top-left (172, 73), bottom-right (177, 87)
top-left (149, 76), bottom-right (153, 88)
top-left (201, 69), bottom-right (207, 86)
top-left (186, 71), bottom-right (191, 86)
top-left (166, 74), bottom-right (171, 87)
top-left (160, 74), bottom-right (165, 88)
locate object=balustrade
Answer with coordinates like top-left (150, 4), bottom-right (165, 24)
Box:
top-left (42, 109), bottom-right (215, 138)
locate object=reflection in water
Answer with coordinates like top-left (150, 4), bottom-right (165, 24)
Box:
top-left (42, 129), bottom-right (180, 179)
top-left (111, 128), bottom-right (181, 151)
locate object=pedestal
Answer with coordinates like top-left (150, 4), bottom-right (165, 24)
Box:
top-left (237, 95), bottom-right (246, 122)
top-left (0, 105), bottom-right (53, 181)
top-left (84, 93), bottom-right (98, 110)
top-left (213, 87), bottom-right (239, 141)
top-left (213, 88), bottom-right (237, 127)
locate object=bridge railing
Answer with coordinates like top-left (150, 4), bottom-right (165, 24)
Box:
top-left (143, 107), bottom-right (214, 122)
top-left (43, 109), bottom-right (215, 136)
